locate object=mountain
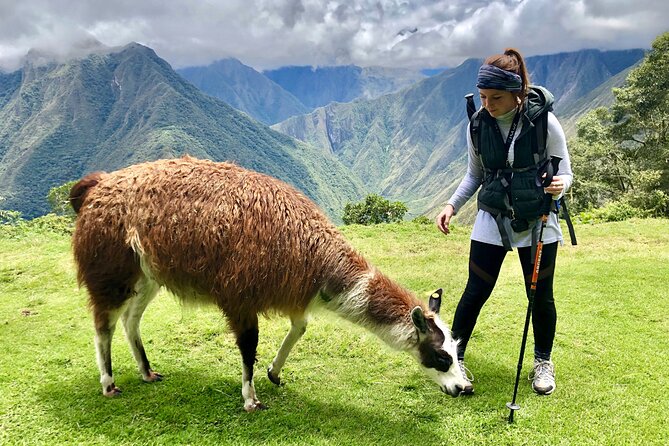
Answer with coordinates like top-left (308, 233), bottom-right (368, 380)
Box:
top-left (263, 65), bottom-right (426, 109)
top-left (0, 43), bottom-right (366, 219)
top-left (558, 62), bottom-right (641, 136)
top-left (273, 49), bottom-right (645, 220)
top-left (274, 59), bottom-right (479, 220)
top-left (177, 58), bottom-right (309, 125)
top-left (525, 49), bottom-right (645, 110)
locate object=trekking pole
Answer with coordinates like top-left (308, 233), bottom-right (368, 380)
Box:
top-left (507, 156), bottom-right (562, 424)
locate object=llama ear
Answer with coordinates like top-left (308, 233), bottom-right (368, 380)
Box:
top-left (429, 288), bottom-right (442, 314)
top-left (411, 306), bottom-right (428, 334)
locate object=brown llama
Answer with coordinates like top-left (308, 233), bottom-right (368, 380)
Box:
top-left (70, 156), bottom-right (467, 412)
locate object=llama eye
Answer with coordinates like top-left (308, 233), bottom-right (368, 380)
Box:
top-left (436, 352), bottom-right (453, 368)
top-left (421, 350), bottom-right (453, 372)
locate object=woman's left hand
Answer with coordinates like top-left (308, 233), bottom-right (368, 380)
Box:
top-left (545, 175), bottom-right (565, 197)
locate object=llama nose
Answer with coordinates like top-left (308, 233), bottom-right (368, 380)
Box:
top-left (442, 385), bottom-right (462, 397)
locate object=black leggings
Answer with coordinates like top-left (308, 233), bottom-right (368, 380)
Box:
top-left (451, 240), bottom-right (558, 361)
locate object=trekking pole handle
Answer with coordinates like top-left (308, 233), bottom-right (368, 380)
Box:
top-left (540, 156), bottom-right (562, 215)
top-left (550, 156), bottom-right (562, 180)
top-left (465, 93), bottom-right (476, 120)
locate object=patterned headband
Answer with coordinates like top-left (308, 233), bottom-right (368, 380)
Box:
top-left (476, 64), bottom-right (523, 92)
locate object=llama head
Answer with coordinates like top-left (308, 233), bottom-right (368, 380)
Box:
top-left (410, 289), bottom-right (468, 397)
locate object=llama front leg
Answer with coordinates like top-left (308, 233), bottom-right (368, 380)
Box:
top-left (268, 316), bottom-right (307, 385)
top-left (233, 315), bottom-right (265, 412)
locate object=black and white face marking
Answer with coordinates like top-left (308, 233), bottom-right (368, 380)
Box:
top-left (418, 319), bottom-right (453, 372)
top-left (411, 294), bottom-right (469, 397)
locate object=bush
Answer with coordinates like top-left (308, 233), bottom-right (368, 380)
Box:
top-left (342, 194), bottom-right (408, 225)
top-left (411, 215), bottom-right (433, 225)
top-left (0, 212), bottom-right (74, 238)
top-left (0, 210), bottom-right (23, 225)
top-left (27, 214), bottom-right (75, 235)
top-left (47, 180), bottom-right (78, 218)
top-left (0, 182), bottom-right (76, 238)
top-left (576, 201), bottom-right (649, 223)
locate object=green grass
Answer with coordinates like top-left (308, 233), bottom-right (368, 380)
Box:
top-left (1, 219), bottom-right (668, 445)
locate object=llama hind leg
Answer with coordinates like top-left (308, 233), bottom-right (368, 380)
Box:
top-left (93, 305), bottom-right (126, 397)
top-left (268, 316), bottom-right (307, 386)
top-left (121, 276), bottom-right (162, 383)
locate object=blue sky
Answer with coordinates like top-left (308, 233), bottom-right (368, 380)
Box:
top-left (0, 0), bottom-right (667, 72)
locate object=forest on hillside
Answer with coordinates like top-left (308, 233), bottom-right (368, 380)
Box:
top-left (568, 31), bottom-right (669, 221)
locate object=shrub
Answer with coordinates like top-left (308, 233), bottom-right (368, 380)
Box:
top-left (411, 215), bottom-right (433, 225)
top-left (27, 214), bottom-right (75, 235)
top-left (576, 201), bottom-right (649, 223)
top-left (0, 210), bottom-right (23, 225)
top-left (0, 212), bottom-right (74, 238)
top-left (47, 180), bottom-right (78, 218)
top-left (342, 194), bottom-right (408, 225)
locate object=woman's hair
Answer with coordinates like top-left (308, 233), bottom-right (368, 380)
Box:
top-left (484, 48), bottom-right (530, 99)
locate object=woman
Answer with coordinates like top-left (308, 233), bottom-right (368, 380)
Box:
top-left (435, 48), bottom-right (572, 395)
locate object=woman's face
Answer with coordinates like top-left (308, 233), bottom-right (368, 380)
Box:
top-left (478, 89), bottom-right (519, 118)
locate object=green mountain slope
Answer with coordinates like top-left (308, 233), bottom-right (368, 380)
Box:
top-left (558, 64), bottom-right (640, 136)
top-left (0, 43), bottom-right (365, 219)
top-left (177, 59), bottom-right (309, 125)
top-left (273, 58), bottom-right (480, 219)
top-left (525, 49), bottom-right (644, 111)
top-left (273, 50), bottom-right (645, 220)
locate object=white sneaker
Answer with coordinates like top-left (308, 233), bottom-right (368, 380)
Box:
top-left (529, 358), bottom-right (556, 395)
top-left (458, 360), bottom-right (474, 395)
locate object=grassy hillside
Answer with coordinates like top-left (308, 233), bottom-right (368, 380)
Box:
top-left (0, 43), bottom-right (365, 220)
top-left (273, 49), bottom-right (645, 220)
top-left (1, 219), bottom-right (667, 445)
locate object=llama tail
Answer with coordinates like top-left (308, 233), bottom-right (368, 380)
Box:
top-left (69, 172), bottom-right (105, 214)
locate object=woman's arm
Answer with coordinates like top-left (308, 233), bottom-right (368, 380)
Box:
top-left (545, 112), bottom-right (573, 198)
top-left (436, 124), bottom-right (484, 234)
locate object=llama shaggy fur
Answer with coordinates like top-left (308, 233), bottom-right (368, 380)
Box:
top-left (70, 156), bottom-right (466, 411)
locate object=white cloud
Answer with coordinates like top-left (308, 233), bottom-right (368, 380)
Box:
top-left (0, 0), bottom-right (667, 72)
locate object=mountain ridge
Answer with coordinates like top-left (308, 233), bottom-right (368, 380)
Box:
top-left (0, 43), bottom-right (366, 219)
top-left (0, 44), bottom-right (646, 222)
top-left (177, 58), bottom-right (309, 125)
top-left (272, 49), bottom-right (646, 220)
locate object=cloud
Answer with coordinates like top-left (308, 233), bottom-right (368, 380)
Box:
top-left (0, 0), bottom-right (667, 72)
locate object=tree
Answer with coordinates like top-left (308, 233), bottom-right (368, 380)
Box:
top-left (47, 180), bottom-right (77, 218)
top-left (570, 31), bottom-right (669, 217)
top-left (342, 194), bottom-right (408, 225)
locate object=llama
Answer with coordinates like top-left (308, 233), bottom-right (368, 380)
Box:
top-left (69, 156), bottom-right (467, 412)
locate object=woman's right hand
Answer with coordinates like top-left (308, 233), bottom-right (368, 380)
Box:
top-left (435, 204), bottom-right (455, 235)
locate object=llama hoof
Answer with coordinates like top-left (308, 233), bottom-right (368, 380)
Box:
top-left (267, 368), bottom-right (282, 386)
top-left (244, 400), bottom-right (267, 412)
top-left (143, 370), bottom-right (164, 382)
top-left (103, 384), bottom-right (122, 397)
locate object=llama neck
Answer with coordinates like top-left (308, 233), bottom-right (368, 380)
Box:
top-left (321, 266), bottom-right (419, 351)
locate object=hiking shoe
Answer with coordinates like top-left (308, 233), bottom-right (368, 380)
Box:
top-left (458, 360), bottom-right (474, 395)
top-left (529, 358), bottom-right (556, 395)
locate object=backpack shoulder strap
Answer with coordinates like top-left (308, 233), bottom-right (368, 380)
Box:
top-left (533, 110), bottom-right (549, 164)
top-left (469, 110), bottom-right (482, 156)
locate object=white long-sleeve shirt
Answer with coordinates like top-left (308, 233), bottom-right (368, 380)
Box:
top-left (447, 109), bottom-right (573, 248)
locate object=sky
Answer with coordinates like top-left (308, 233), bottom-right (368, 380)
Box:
top-left (0, 0), bottom-right (667, 72)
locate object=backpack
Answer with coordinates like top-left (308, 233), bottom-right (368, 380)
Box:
top-left (464, 94), bottom-right (577, 246)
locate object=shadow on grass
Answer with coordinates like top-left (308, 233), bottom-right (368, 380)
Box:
top-left (36, 366), bottom-right (451, 445)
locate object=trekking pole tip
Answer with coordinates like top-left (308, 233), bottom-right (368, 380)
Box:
top-left (506, 402), bottom-right (520, 423)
